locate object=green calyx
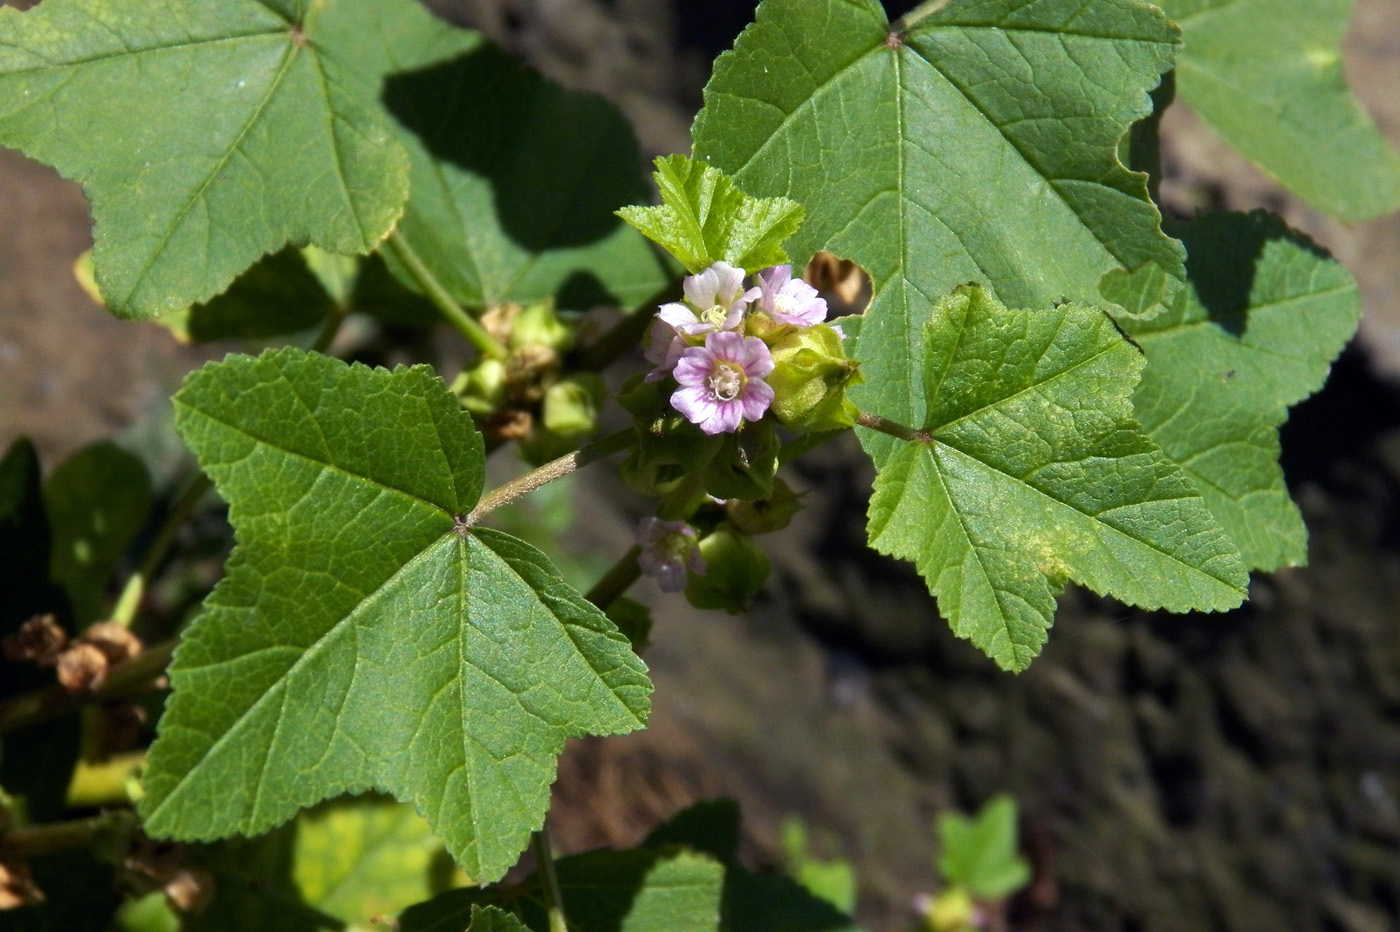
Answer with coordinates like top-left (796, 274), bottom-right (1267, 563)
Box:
top-left (765, 323), bottom-right (862, 432)
top-left (684, 526), bottom-right (770, 614)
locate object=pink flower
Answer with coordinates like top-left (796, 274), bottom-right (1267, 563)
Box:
top-left (644, 318), bottom-right (687, 382)
top-left (658, 261), bottom-right (759, 336)
top-left (636, 517), bottom-right (706, 592)
top-left (671, 331), bottom-right (775, 435)
top-left (756, 265), bottom-right (826, 327)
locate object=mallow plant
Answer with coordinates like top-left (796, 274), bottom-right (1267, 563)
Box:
top-left (0, 0), bottom-right (1394, 929)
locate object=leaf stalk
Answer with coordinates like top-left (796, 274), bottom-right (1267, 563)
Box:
top-left (384, 232), bottom-right (509, 361)
top-left (583, 545), bottom-right (642, 611)
top-left (111, 473), bottom-right (213, 629)
top-left (855, 410), bottom-right (929, 444)
top-left (531, 829), bottom-right (570, 932)
top-left (468, 429), bottom-right (633, 522)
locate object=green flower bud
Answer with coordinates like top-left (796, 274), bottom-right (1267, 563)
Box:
top-left (702, 419), bottom-right (778, 501)
top-left (727, 477), bottom-right (805, 534)
top-left (621, 413), bottom-right (724, 498)
top-left (765, 323), bottom-right (863, 432)
top-left (456, 358), bottom-right (508, 415)
top-left (542, 373), bottom-right (604, 437)
top-left (509, 300), bottom-right (574, 354)
top-left (685, 526), bottom-right (770, 614)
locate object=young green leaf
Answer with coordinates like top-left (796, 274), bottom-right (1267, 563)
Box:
top-left (692, 0), bottom-right (1187, 444)
top-left (1122, 212), bottom-right (1362, 571)
top-left (0, 0), bottom-right (412, 318)
top-left (43, 442), bottom-right (152, 625)
top-left (1162, 0), bottom-right (1400, 221)
top-left (139, 348), bottom-right (651, 883)
top-left (616, 154), bottom-right (803, 274)
top-left (314, 0), bottom-right (670, 310)
top-left (937, 795), bottom-right (1031, 901)
top-left (866, 286), bottom-right (1247, 671)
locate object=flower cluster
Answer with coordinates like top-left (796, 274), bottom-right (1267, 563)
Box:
top-left (645, 261), bottom-right (830, 435)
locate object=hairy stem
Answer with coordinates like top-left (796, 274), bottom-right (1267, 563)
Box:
top-left (893, 0), bottom-right (952, 31)
top-left (0, 638), bottom-right (176, 737)
top-left (467, 429), bottom-right (633, 522)
top-left (383, 233), bottom-right (509, 361)
top-left (531, 829), bottom-right (570, 932)
top-left (855, 410), bottom-right (929, 444)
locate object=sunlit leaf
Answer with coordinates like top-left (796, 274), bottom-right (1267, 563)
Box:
top-left (0, 0), bottom-right (411, 317)
top-left (866, 287), bottom-right (1246, 670)
top-left (140, 348), bottom-right (651, 882)
top-left (1163, 0), bottom-right (1400, 220)
top-left (1123, 212), bottom-right (1362, 570)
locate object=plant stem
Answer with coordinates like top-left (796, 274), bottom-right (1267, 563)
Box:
top-left (531, 829), bottom-right (569, 932)
top-left (0, 810), bottom-right (135, 861)
top-left (893, 0), bottom-right (952, 31)
top-left (383, 232), bottom-right (509, 361)
top-left (854, 410), bottom-right (929, 444)
top-left (0, 638), bottom-right (176, 737)
top-left (584, 545), bottom-right (642, 611)
top-left (111, 472), bottom-right (213, 629)
top-left (467, 429), bottom-right (633, 522)
top-left (310, 301), bottom-right (349, 355)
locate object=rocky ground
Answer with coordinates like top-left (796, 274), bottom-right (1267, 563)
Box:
top-left (2, 1), bottom-right (1398, 930)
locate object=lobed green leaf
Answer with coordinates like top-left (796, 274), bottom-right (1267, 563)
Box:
top-left (693, 0), bottom-right (1187, 455)
top-left (0, 0), bottom-right (412, 318)
top-left (140, 348), bottom-right (651, 882)
top-left (1163, 0), bottom-right (1400, 221)
top-left (866, 287), bottom-right (1247, 671)
top-left (318, 1), bottom-right (672, 311)
top-left (1122, 212), bottom-right (1362, 571)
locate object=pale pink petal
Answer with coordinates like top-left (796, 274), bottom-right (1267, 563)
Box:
top-left (739, 379), bottom-right (775, 421)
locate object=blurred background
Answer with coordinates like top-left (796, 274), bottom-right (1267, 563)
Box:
top-left (2, 1), bottom-right (1398, 929)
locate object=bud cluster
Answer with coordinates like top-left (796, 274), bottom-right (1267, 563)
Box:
top-left (455, 300), bottom-right (603, 464)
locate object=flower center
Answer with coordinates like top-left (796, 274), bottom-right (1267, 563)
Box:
top-left (708, 363), bottom-right (744, 402)
top-left (701, 304), bottom-right (730, 329)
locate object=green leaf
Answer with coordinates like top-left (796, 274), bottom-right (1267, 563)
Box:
top-left (1163, 0), bottom-right (1400, 221)
top-left (293, 796), bottom-right (462, 926)
top-left (692, 0), bottom-right (1187, 447)
top-left (937, 795), bottom-right (1031, 901)
top-left (1121, 212), bottom-right (1361, 571)
top-left (866, 286), bottom-right (1247, 671)
top-left (139, 347), bottom-right (651, 882)
top-left (44, 442), bottom-right (152, 625)
top-left (321, 1), bottom-right (670, 310)
top-left (0, 0), bottom-right (411, 318)
top-left (616, 155), bottom-right (803, 274)
top-left (185, 796), bottom-right (460, 932)
top-left (467, 906), bottom-right (531, 932)
top-left (780, 818), bottom-right (857, 915)
top-left (159, 248), bottom-right (335, 344)
top-left (400, 846), bottom-right (725, 932)
top-left (0, 437), bottom-right (58, 630)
